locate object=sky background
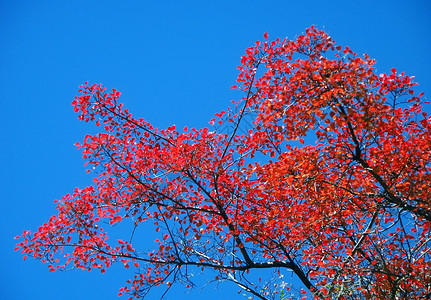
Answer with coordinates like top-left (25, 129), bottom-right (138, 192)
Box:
top-left (1, 1), bottom-right (430, 299)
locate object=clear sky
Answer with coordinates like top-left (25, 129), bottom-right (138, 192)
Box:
top-left (1, 1), bottom-right (430, 299)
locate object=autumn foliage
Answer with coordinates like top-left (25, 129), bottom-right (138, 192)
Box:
top-left (16, 27), bottom-right (431, 299)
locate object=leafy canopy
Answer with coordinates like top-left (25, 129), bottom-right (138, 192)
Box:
top-left (16, 27), bottom-right (431, 299)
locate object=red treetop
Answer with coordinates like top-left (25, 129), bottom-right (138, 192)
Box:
top-left (16, 27), bottom-right (431, 299)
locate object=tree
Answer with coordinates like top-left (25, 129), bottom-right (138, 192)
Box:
top-left (16, 27), bottom-right (431, 299)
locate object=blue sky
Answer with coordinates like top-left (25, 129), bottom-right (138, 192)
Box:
top-left (1, 1), bottom-right (430, 299)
